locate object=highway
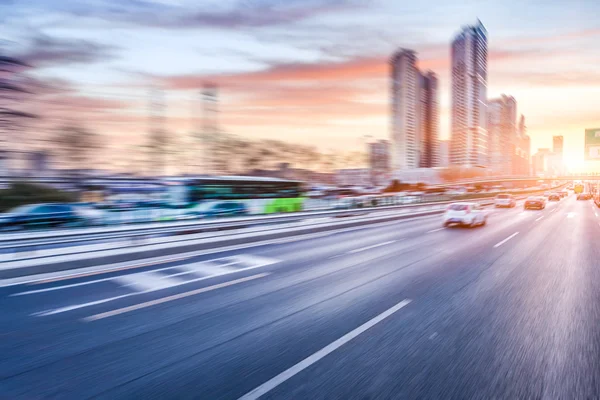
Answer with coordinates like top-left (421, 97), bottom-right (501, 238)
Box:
top-left (1, 193), bottom-right (599, 399)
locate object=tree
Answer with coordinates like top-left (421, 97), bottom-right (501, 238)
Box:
top-left (0, 55), bottom-right (37, 152)
top-left (54, 124), bottom-right (101, 185)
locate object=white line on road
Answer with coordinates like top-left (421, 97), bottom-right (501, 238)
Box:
top-left (238, 299), bottom-right (412, 400)
top-left (427, 228), bottom-right (445, 233)
top-left (347, 240), bottom-right (396, 254)
top-left (84, 273), bottom-right (269, 322)
top-left (32, 258), bottom-right (280, 316)
top-left (535, 216), bottom-right (545, 222)
top-left (493, 232), bottom-right (519, 248)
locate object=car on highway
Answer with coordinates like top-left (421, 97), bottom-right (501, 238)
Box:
top-left (548, 193), bottom-right (561, 202)
top-left (559, 190), bottom-right (569, 198)
top-left (577, 193), bottom-right (592, 200)
top-left (524, 196), bottom-right (546, 210)
top-left (185, 201), bottom-right (248, 219)
top-left (442, 202), bottom-right (487, 228)
top-left (0, 203), bottom-right (96, 230)
top-left (494, 194), bottom-right (516, 208)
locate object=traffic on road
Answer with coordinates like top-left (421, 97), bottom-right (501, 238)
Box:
top-left (3, 184), bottom-right (600, 399)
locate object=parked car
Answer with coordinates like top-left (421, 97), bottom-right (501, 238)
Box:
top-left (0, 203), bottom-right (92, 230)
top-left (185, 201), bottom-right (248, 218)
top-left (442, 202), bottom-right (487, 228)
top-left (494, 194), bottom-right (516, 208)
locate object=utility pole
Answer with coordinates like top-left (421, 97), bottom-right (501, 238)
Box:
top-left (202, 83), bottom-right (219, 175)
top-left (148, 87), bottom-right (166, 176)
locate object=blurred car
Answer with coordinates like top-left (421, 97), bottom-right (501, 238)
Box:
top-left (0, 203), bottom-right (90, 230)
top-left (577, 193), bottom-right (592, 200)
top-left (543, 191), bottom-right (552, 197)
top-left (524, 196), bottom-right (546, 210)
top-left (442, 202), bottom-right (487, 228)
top-left (494, 194), bottom-right (516, 208)
top-left (71, 203), bottom-right (105, 225)
top-left (548, 193), bottom-right (561, 201)
top-left (185, 201), bottom-right (248, 218)
top-left (559, 190), bottom-right (569, 198)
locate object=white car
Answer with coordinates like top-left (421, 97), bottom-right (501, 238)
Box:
top-left (494, 194), bottom-right (516, 208)
top-left (443, 202), bottom-right (487, 228)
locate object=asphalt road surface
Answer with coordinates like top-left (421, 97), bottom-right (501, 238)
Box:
top-left (1, 194), bottom-right (599, 399)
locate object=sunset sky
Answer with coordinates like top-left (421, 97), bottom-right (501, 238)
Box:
top-left (2, 0), bottom-right (599, 171)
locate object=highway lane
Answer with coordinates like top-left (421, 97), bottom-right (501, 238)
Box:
top-left (1, 194), bottom-right (597, 399)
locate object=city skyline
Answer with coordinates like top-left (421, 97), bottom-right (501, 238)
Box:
top-left (1, 0), bottom-right (599, 171)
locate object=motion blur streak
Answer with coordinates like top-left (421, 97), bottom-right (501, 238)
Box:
top-left (2, 195), bottom-right (600, 398)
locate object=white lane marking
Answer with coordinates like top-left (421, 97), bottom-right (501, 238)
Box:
top-left (83, 273), bottom-right (270, 322)
top-left (347, 240), bottom-right (396, 254)
top-left (427, 228), bottom-right (445, 233)
top-left (535, 216), bottom-right (545, 222)
top-left (551, 208), bottom-right (558, 213)
top-left (566, 212), bottom-right (576, 218)
top-left (116, 272), bottom-right (183, 292)
top-left (33, 257), bottom-right (280, 316)
top-left (12, 276), bottom-right (117, 296)
top-left (3, 215), bottom-right (437, 288)
top-left (493, 232), bottom-right (520, 248)
top-left (238, 299), bottom-right (412, 400)
top-left (26, 256), bottom-right (192, 285)
top-left (14, 255), bottom-right (277, 296)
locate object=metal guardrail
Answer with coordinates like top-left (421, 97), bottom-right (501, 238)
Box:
top-left (0, 185), bottom-right (565, 257)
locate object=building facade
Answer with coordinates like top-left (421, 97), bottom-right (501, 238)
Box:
top-left (553, 135), bottom-right (564, 158)
top-left (335, 168), bottom-right (372, 187)
top-left (514, 114), bottom-right (531, 175)
top-left (438, 140), bottom-right (450, 167)
top-left (487, 95), bottom-right (517, 175)
top-left (390, 49), bottom-right (420, 171)
top-left (450, 20), bottom-right (488, 167)
top-left (419, 71), bottom-right (439, 168)
top-left (390, 49), bottom-right (439, 172)
top-left (369, 140), bottom-right (391, 185)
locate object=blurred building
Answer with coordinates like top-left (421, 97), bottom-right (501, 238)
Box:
top-left (247, 163), bottom-right (335, 185)
top-left (393, 168), bottom-right (443, 185)
top-left (335, 168), bottom-right (372, 187)
top-left (514, 115), bottom-right (531, 175)
top-left (438, 140), bottom-right (450, 167)
top-left (487, 95), bottom-right (517, 175)
top-left (390, 49), bottom-right (420, 170)
top-left (532, 148), bottom-right (554, 176)
top-left (390, 49), bottom-right (440, 171)
top-left (553, 135), bottom-right (564, 159)
top-left (450, 20), bottom-right (488, 167)
top-left (369, 140), bottom-right (390, 186)
top-left (419, 71), bottom-right (440, 168)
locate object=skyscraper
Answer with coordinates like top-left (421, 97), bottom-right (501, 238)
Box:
top-left (419, 71), bottom-right (439, 168)
top-left (390, 49), bottom-right (420, 171)
top-left (390, 50), bottom-right (439, 171)
top-left (487, 94), bottom-right (517, 175)
top-left (553, 135), bottom-right (564, 158)
top-left (450, 19), bottom-right (488, 167)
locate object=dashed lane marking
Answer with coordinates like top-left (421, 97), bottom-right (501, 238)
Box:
top-left (347, 240), bottom-right (396, 254)
top-left (84, 273), bottom-right (270, 322)
top-left (493, 232), bottom-right (519, 248)
top-left (238, 299), bottom-right (412, 400)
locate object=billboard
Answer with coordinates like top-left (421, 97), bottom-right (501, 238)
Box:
top-left (585, 128), bottom-right (600, 160)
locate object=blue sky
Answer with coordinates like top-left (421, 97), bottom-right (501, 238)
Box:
top-left (2, 0), bottom-right (599, 169)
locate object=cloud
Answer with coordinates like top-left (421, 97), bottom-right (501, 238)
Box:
top-left (15, 34), bottom-right (118, 68)
top-left (27, 0), bottom-right (363, 30)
